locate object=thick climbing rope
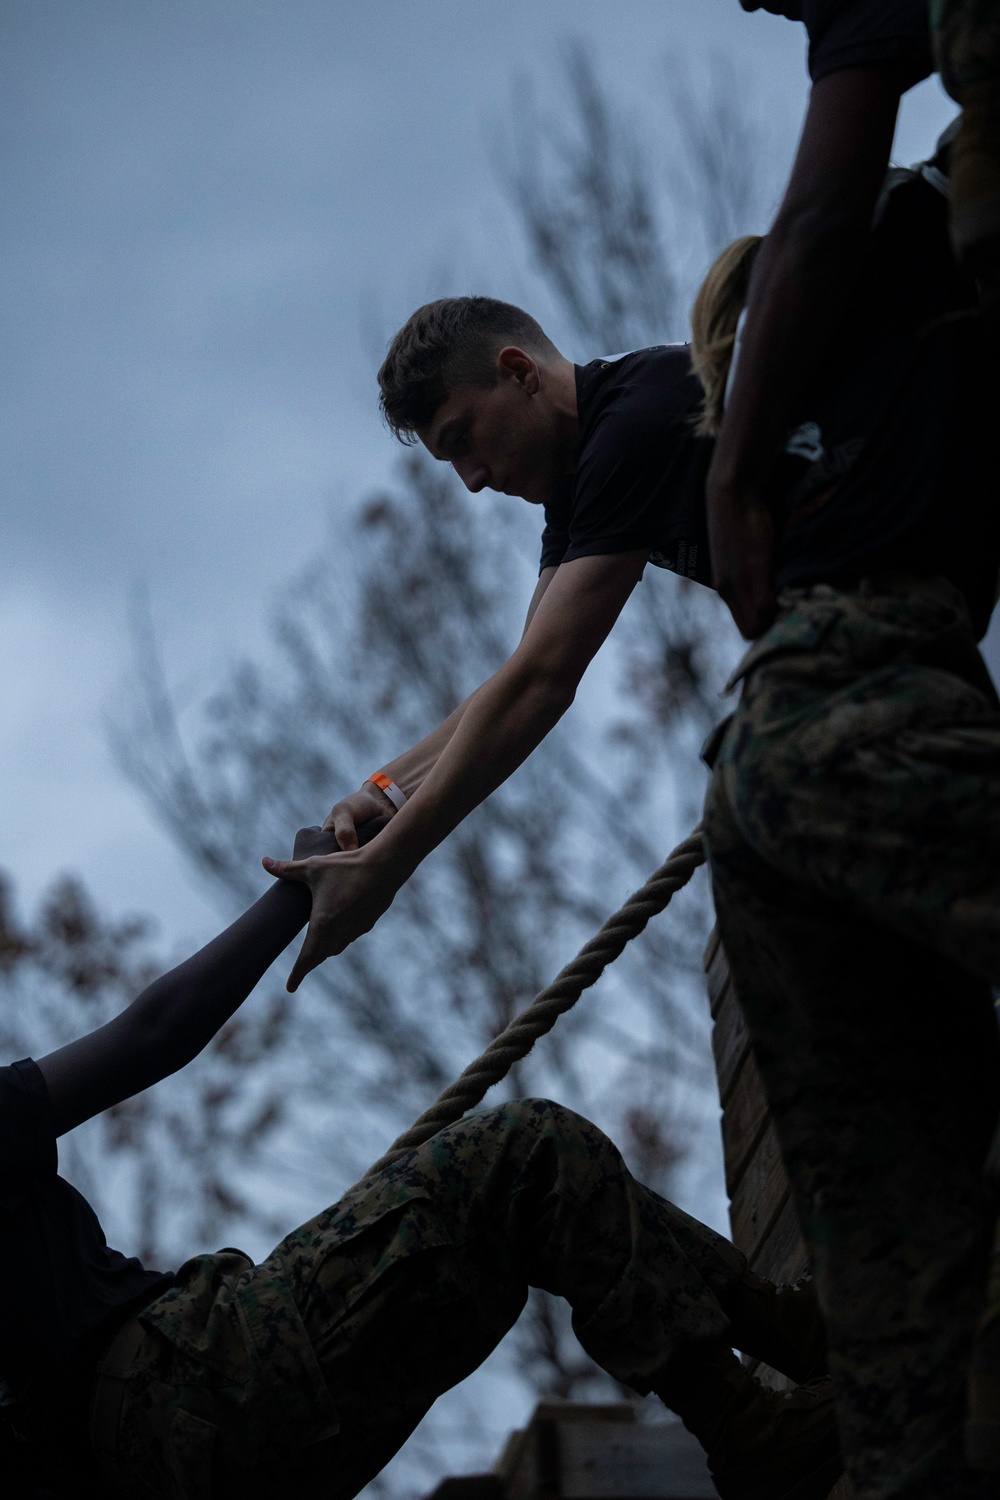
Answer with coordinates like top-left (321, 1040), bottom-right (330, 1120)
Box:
top-left (367, 825), bottom-right (706, 1175)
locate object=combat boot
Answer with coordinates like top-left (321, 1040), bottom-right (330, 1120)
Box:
top-left (721, 1270), bottom-right (828, 1383)
top-left (654, 1338), bottom-right (843, 1500)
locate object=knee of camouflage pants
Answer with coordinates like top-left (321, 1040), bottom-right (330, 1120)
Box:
top-left (285, 1099), bottom-right (742, 1404)
top-left (96, 1101), bottom-right (746, 1500)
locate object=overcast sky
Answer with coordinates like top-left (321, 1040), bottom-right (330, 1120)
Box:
top-left (1, 1), bottom-right (961, 950)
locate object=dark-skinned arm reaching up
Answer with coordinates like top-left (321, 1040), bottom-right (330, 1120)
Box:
top-left (35, 826), bottom-right (339, 1137)
top-left (706, 65), bottom-right (909, 638)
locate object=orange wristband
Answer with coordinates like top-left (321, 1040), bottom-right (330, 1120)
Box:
top-left (366, 772), bottom-right (406, 812)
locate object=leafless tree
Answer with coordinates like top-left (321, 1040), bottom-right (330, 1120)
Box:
top-left (116, 456), bottom-right (715, 1183)
top-left (502, 42), bottom-right (680, 352)
top-left (112, 448), bottom-right (716, 1494)
top-left (2, 39), bottom-right (768, 1500)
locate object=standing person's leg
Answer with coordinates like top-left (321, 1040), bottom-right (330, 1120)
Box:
top-left (706, 774), bottom-right (1000, 1500)
top-left (716, 579), bottom-right (1000, 986)
top-left (701, 579), bottom-right (1000, 1497)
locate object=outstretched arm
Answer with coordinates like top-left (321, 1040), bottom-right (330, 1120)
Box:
top-left (323, 566), bottom-right (560, 847)
top-left (266, 552), bottom-right (647, 989)
top-left (706, 65), bottom-right (906, 638)
top-left (35, 826), bottom-right (340, 1137)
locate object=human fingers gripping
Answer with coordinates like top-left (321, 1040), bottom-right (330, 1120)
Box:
top-left (284, 882), bottom-right (387, 990)
top-left (330, 806), bottom-right (359, 852)
top-left (264, 844), bottom-right (403, 988)
top-left (323, 786), bottom-right (394, 849)
top-left (286, 921), bottom-right (327, 993)
top-left (292, 826), bottom-right (342, 860)
top-left (261, 854), bottom-right (313, 884)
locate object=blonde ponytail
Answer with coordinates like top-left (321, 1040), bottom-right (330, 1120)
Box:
top-left (690, 235), bottom-right (762, 437)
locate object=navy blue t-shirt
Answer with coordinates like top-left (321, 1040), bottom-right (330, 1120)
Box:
top-left (0, 1058), bottom-right (171, 1489)
top-left (739, 0), bottom-right (932, 84)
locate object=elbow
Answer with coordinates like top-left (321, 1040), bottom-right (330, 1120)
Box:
top-left (126, 978), bottom-right (203, 1079)
top-left (523, 662), bottom-right (578, 720)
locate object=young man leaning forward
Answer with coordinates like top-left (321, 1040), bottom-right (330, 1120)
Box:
top-left (266, 142), bottom-right (999, 1500)
top-left (3, 826), bottom-right (837, 1500)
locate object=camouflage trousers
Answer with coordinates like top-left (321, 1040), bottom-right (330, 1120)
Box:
top-left (704, 576), bottom-right (1000, 1500)
top-left (91, 1099), bottom-right (745, 1500)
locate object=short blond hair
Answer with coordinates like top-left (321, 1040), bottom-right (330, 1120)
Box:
top-left (690, 235), bottom-right (762, 437)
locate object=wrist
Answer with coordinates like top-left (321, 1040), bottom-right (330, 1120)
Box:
top-left (364, 771), bottom-right (407, 812)
top-left (357, 828), bottom-right (421, 894)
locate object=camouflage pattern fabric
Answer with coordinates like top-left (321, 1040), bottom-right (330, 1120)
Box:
top-left (704, 577), bottom-right (1000, 1500)
top-left (93, 1099), bottom-right (745, 1500)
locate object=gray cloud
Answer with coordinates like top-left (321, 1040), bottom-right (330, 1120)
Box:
top-left (0, 0), bottom-right (957, 929)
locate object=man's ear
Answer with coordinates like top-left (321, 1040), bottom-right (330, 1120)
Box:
top-left (497, 346), bottom-right (541, 394)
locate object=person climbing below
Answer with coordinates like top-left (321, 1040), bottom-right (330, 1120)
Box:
top-left (264, 130), bottom-right (997, 1500)
top-left (712, 0), bottom-right (1000, 639)
top-left (1, 824), bottom-right (839, 1500)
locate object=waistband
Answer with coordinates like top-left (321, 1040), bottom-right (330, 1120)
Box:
top-left (784, 571), bottom-right (966, 610)
top-left (726, 572), bottom-right (997, 705)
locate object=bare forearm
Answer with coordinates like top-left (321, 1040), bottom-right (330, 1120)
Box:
top-left (128, 883), bottom-right (311, 1067)
top-left (331, 574), bottom-right (557, 842)
top-left (378, 665), bottom-right (571, 871)
top-left (708, 218), bottom-right (865, 496)
top-left (38, 842), bottom-right (331, 1136)
top-left (381, 694), bottom-right (477, 797)
top-left (710, 67), bottom-right (903, 499)
top-left (379, 573), bottom-right (556, 799)
top-left (703, 68), bottom-right (903, 638)
top-left (273, 554), bottom-right (646, 988)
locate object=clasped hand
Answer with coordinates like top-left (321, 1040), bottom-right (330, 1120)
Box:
top-left (263, 841), bottom-right (405, 990)
top-left (264, 783), bottom-right (406, 990)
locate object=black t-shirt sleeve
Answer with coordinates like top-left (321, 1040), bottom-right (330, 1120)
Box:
top-left (0, 1059), bottom-right (57, 1182)
top-left (539, 485), bottom-right (573, 572)
top-left (802, 1), bottom-right (931, 84)
top-left (561, 402), bottom-right (689, 562)
top-left (539, 349), bottom-right (713, 588)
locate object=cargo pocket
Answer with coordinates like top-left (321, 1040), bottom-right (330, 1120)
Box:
top-left (167, 1407), bottom-right (217, 1500)
top-left (794, 664), bottom-right (996, 765)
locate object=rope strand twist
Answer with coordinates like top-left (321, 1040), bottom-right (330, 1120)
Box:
top-left (366, 825), bottom-right (705, 1176)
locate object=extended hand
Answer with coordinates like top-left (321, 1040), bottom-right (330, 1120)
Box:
top-left (262, 843), bottom-right (406, 991)
top-left (705, 485), bottom-right (778, 640)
